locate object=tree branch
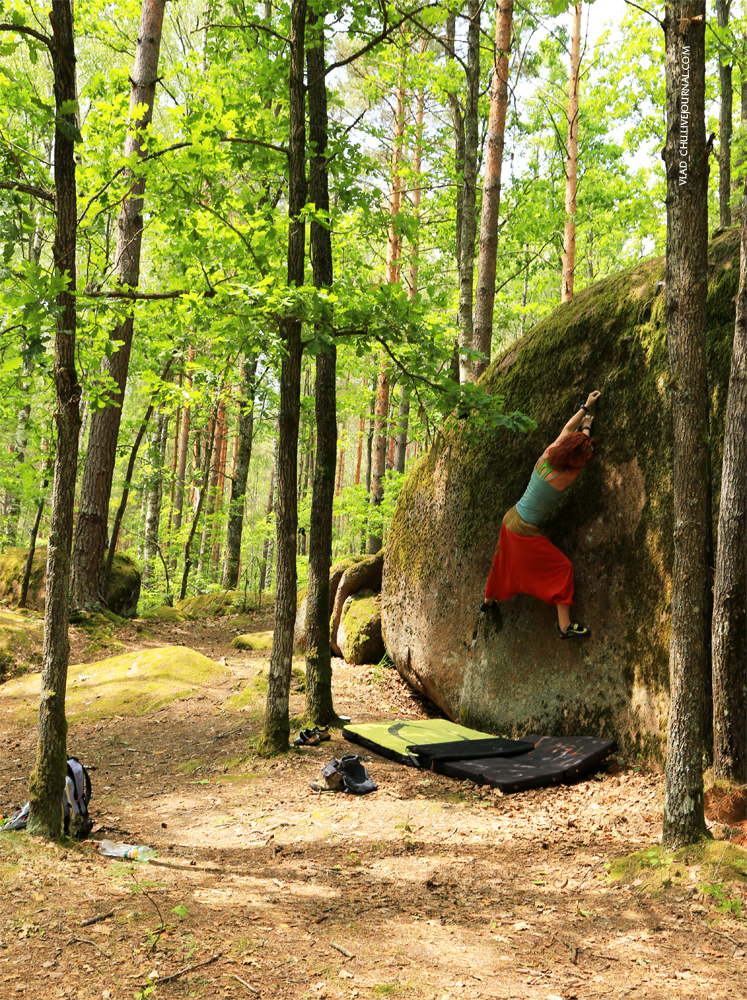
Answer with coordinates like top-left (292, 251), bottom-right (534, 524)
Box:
top-left (0, 23), bottom-right (53, 50)
top-left (0, 179), bottom-right (54, 203)
top-left (220, 136), bottom-right (289, 156)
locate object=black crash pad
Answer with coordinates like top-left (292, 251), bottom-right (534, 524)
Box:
top-left (432, 735), bottom-right (617, 792)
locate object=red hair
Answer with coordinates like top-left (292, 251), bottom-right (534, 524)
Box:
top-left (546, 432), bottom-right (597, 471)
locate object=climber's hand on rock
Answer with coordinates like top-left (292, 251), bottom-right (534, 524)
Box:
top-left (585, 390), bottom-right (601, 408)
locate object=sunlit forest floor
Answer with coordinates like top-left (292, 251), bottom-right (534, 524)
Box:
top-left (1, 612), bottom-right (746, 1000)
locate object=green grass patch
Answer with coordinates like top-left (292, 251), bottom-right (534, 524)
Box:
top-left (609, 840), bottom-right (747, 898)
top-left (174, 759), bottom-right (203, 775)
top-left (0, 646), bottom-right (229, 725)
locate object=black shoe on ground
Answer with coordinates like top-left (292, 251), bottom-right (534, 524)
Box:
top-left (557, 622), bottom-right (591, 639)
top-left (480, 600), bottom-right (494, 613)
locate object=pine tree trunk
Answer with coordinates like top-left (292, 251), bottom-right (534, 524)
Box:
top-left (717, 0), bottom-right (732, 228)
top-left (712, 172), bottom-right (747, 783)
top-left (223, 356), bottom-right (258, 588)
top-left (661, 0), bottom-right (710, 849)
top-left (446, 11), bottom-right (464, 275)
top-left (27, 0), bottom-right (81, 839)
top-left (71, 0), bottom-right (166, 609)
top-left (472, 0), bottom-right (513, 381)
top-left (561, 1), bottom-right (582, 303)
top-left (457, 0), bottom-right (481, 384)
top-left (368, 364), bottom-right (389, 553)
top-left (260, 0), bottom-right (307, 754)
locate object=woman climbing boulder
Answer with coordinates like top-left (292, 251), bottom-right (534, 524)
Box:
top-left (481, 390), bottom-right (601, 638)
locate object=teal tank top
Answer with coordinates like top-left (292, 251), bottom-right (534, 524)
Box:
top-left (515, 466), bottom-right (563, 526)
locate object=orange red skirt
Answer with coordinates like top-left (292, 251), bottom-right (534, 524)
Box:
top-left (484, 505), bottom-right (574, 606)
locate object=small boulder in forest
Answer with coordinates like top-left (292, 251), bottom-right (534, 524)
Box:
top-left (338, 590), bottom-right (384, 665)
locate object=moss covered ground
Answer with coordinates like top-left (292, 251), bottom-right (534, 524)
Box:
top-left (0, 645), bottom-right (229, 724)
top-left (231, 629), bottom-right (273, 651)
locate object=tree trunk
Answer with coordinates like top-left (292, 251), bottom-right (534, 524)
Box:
top-left (368, 364), bottom-right (389, 553)
top-left (102, 363), bottom-right (171, 594)
top-left (19, 444), bottom-right (51, 610)
top-left (179, 409), bottom-right (217, 601)
top-left (457, 0), bottom-right (481, 384)
top-left (260, 0), bottom-right (307, 755)
top-left (472, 0), bottom-right (513, 381)
top-left (27, 0), bottom-right (81, 840)
top-left (198, 399), bottom-right (225, 576)
top-left (661, 0), bottom-right (710, 849)
top-left (211, 407), bottom-right (230, 569)
top-left (304, 6), bottom-right (338, 726)
top-left (561, 2), bottom-right (582, 303)
top-left (259, 431), bottom-right (277, 594)
top-left (222, 356), bottom-right (258, 588)
top-left (712, 172), bottom-right (747, 783)
top-left (717, 0), bottom-right (732, 228)
top-left (142, 406), bottom-right (169, 587)
top-left (71, 0), bottom-right (166, 610)
top-left (445, 11), bottom-right (464, 273)
top-left (368, 34), bottom-right (406, 541)
top-left (170, 346), bottom-right (194, 569)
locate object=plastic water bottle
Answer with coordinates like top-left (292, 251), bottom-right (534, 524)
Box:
top-left (98, 839), bottom-right (156, 861)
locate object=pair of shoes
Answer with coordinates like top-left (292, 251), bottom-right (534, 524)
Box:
top-left (293, 725), bottom-right (332, 747)
top-left (557, 622), bottom-right (591, 639)
top-left (308, 755), bottom-right (378, 795)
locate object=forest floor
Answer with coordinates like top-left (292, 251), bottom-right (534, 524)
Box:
top-left (1, 608), bottom-right (746, 1000)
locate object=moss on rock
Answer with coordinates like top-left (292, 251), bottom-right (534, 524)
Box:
top-left (0, 645), bottom-right (229, 725)
top-left (0, 547), bottom-right (141, 618)
top-left (139, 605), bottom-right (186, 623)
top-left (383, 228), bottom-right (742, 757)
top-left (231, 630), bottom-right (273, 651)
top-left (338, 591), bottom-right (384, 665)
top-left (176, 590), bottom-right (240, 619)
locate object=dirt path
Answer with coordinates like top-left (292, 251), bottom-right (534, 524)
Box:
top-left (1, 614), bottom-right (745, 1000)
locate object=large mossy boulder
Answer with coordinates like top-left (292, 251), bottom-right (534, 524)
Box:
top-left (383, 229), bottom-right (740, 757)
top-left (0, 547), bottom-right (141, 618)
top-left (338, 590), bottom-right (384, 665)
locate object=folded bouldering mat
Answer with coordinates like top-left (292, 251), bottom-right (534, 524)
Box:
top-left (342, 721), bottom-right (616, 793)
top-left (342, 719), bottom-right (533, 766)
top-left (432, 735), bottom-right (616, 792)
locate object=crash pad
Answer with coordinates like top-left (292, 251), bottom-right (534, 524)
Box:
top-left (342, 719), bottom-right (531, 766)
top-left (342, 721), bottom-right (616, 792)
top-left (434, 735), bottom-right (617, 792)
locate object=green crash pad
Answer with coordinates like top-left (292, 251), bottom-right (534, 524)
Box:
top-left (342, 719), bottom-right (526, 765)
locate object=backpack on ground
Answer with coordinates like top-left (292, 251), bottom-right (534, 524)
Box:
top-left (63, 757), bottom-right (93, 836)
top-left (0, 757), bottom-right (92, 837)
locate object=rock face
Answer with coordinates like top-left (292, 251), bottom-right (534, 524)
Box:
top-left (338, 590), bottom-right (384, 665)
top-left (0, 547), bottom-right (141, 618)
top-left (382, 230), bottom-right (739, 756)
